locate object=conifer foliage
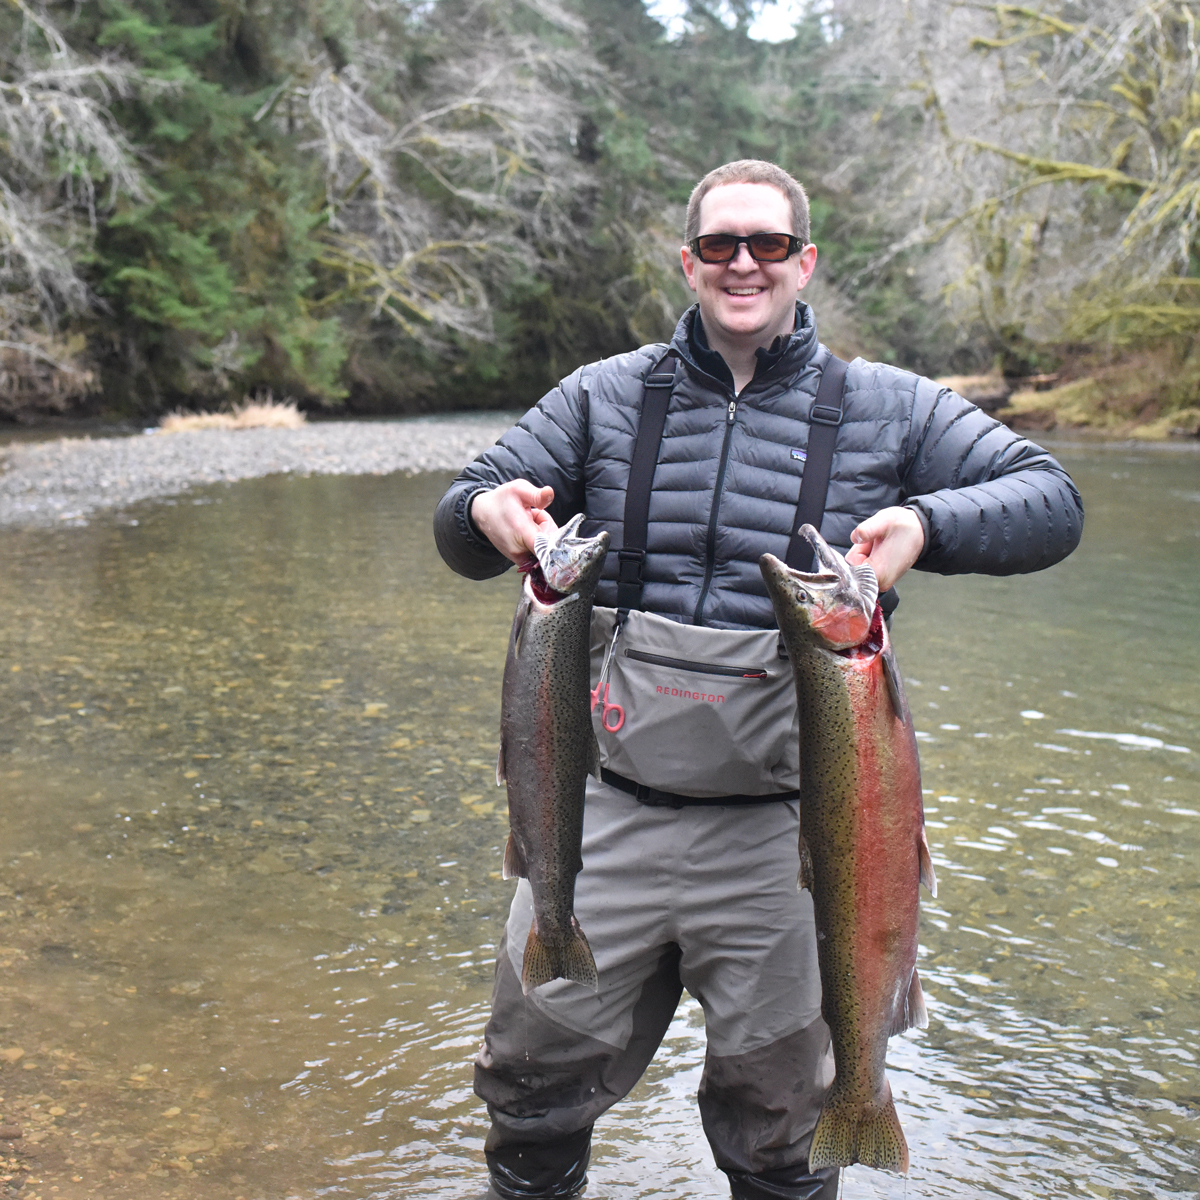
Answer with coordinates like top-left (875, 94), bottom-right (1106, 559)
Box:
top-left (1, 0), bottom-right (1197, 418)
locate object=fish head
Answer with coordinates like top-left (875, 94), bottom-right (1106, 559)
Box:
top-left (759, 525), bottom-right (878, 651)
top-left (523, 513), bottom-right (609, 606)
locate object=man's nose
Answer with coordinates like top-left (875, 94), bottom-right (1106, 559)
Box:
top-left (728, 243), bottom-right (757, 268)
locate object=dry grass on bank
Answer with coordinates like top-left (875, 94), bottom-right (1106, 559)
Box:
top-left (160, 396), bottom-right (305, 433)
top-left (998, 345), bottom-right (1200, 440)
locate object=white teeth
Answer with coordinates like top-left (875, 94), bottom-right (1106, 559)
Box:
top-left (727, 288), bottom-right (762, 295)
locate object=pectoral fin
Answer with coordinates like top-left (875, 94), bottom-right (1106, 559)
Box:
top-left (882, 645), bottom-right (907, 723)
top-left (509, 593), bottom-right (531, 656)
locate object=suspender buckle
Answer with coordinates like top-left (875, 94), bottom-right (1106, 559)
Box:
top-left (810, 404), bottom-right (842, 426)
top-left (617, 548), bottom-right (645, 584)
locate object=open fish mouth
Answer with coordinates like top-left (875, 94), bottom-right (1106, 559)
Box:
top-left (760, 526), bottom-right (879, 651)
top-left (521, 513), bottom-right (609, 605)
top-left (793, 524), bottom-right (880, 613)
top-left (519, 558), bottom-right (569, 606)
top-left (833, 604), bottom-right (886, 660)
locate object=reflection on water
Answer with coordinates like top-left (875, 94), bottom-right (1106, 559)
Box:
top-left (0, 452), bottom-right (1197, 1199)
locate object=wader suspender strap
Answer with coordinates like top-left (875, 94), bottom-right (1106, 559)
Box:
top-left (616, 351), bottom-right (679, 613)
top-left (616, 350), bottom-right (847, 612)
top-left (786, 353), bottom-right (848, 571)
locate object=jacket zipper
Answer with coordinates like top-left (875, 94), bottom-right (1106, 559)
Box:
top-left (693, 397), bottom-right (738, 625)
top-left (623, 647), bottom-right (768, 679)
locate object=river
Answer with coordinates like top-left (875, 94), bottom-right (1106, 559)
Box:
top-left (0, 445), bottom-right (1196, 1199)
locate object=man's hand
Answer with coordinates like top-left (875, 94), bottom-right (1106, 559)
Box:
top-left (846, 506), bottom-right (925, 593)
top-left (470, 480), bottom-right (556, 565)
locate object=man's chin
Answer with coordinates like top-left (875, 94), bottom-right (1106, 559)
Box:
top-left (705, 307), bottom-right (777, 341)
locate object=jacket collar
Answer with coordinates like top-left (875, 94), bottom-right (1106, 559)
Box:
top-left (669, 301), bottom-right (820, 392)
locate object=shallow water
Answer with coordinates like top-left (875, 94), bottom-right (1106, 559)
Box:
top-left (0, 449), bottom-right (1196, 1199)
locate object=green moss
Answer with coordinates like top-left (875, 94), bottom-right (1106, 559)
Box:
top-left (1002, 344), bottom-right (1200, 439)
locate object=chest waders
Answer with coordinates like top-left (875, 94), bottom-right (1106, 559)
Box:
top-left (480, 354), bottom-right (855, 1200)
top-left (590, 351), bottom-right (854, 806)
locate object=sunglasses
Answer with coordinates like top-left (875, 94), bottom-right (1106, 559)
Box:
top-left (689, 232), bottom-right (807, 263)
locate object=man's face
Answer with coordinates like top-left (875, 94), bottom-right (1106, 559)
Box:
top-left (680, 182), bottom-right (818, 349)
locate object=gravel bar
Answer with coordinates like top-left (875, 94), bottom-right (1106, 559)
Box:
top-left (0, 413), bottom-right (517, 529)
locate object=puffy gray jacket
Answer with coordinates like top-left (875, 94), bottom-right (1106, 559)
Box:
top-left (434, 303), bottom-right (1083, 631)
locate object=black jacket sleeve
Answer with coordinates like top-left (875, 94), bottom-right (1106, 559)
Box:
top-left (433, 366), bottom-right (592, 580)
top-left (902, 377), bottom-right (1083, 575)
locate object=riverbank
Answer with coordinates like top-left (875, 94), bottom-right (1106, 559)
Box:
top-left (996, 346), bottom-right (1200, 440)
top-left (3, 401), bottom-right (1196, 532)
top-left (0, 414), bottom-right (517, 529)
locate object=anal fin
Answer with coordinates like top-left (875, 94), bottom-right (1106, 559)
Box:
top-left (502, 833), bottom-right (527, 880)
top-left (889, 967), bottom-right (928, 1035)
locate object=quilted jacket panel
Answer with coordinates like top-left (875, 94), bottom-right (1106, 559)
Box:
top-left (434, 303), bottom-right (1083, 631)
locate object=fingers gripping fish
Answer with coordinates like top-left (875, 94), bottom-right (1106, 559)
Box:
top-left (498, 514), bottom-right (609, 994)
top-left (760, 526), bottom-right (937, 1175)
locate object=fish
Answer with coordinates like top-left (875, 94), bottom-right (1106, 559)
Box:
top-left (760, 525), bottom-right (937, 1175)
top-left (498, 512), bottom-right (610, 994)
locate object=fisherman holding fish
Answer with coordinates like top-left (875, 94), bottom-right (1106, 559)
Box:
top-left (435, 159), bottom-right (1083, 1200)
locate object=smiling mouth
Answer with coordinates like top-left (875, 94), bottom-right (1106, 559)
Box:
top-left (725, 287), bottom-right (764, 296)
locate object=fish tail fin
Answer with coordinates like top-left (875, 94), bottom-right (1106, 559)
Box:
top-left (562, 916), bottom-right (598, 989)
top-left (520, 917), bottom-right (598, 995)
top-left (919, 826), bottom-right (938, 896)
top-left (809, 1082), bottom-right (909, 1174)
top-left (797, 831), bottom-right (815, 892)
top-left (502, 833), bottom-right (527, 881)
top-left (890, 967), bottom-right (928, 1035)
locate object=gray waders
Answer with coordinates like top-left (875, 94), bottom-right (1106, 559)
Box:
top-left (479, 353), bottom-right (860, 1199)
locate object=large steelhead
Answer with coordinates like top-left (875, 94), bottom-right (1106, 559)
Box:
top-left (498, 513), bottom-right (609, 994)
top-left (760, 526), bottom-right (936, 1175)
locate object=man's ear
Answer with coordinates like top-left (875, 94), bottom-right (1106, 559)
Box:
top-left (795, 242), bottom-right (818, 292)
top-left (680, 245), bottom-right (698, 292)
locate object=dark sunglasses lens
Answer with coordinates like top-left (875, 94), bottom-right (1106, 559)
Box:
top-left (694, 234), bottom-right (796, 262)
top-left (748, 234), bottom-right (792, 261)
top-left (695, 235), bottom-right (739, 262)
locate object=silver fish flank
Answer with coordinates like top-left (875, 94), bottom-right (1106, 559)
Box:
top-left (498, 513), bottom-right (609, 993)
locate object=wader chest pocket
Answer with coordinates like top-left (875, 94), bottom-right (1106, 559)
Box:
top-left (622, 648), bottom-right (768, 680)
top-left (590, 606), bottom-right (799, 800)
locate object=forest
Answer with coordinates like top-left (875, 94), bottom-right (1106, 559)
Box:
top-left (1, 0), bottom-right (1198, 434)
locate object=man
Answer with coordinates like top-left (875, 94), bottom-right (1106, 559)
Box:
top-left (434, 160), bottom-right (1082, 1200)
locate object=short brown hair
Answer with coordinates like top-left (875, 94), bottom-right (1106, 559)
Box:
top-left (685, 160), bottom-right (810, 245)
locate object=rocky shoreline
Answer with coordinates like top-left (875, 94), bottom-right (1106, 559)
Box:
top-left (0, 414), bottom-right (517, 530)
